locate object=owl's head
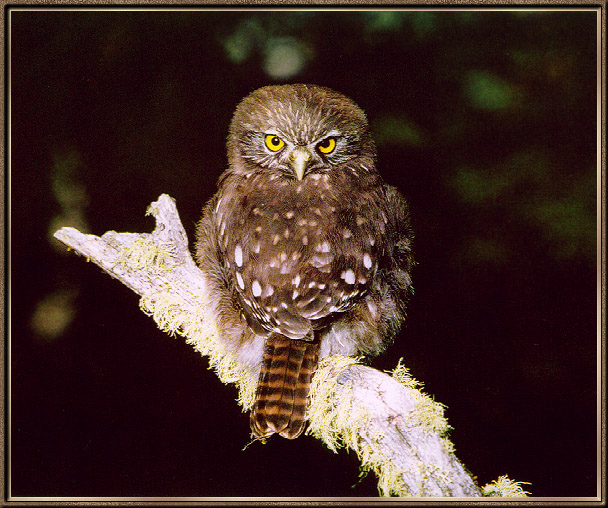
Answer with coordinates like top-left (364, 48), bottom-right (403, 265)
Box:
top-left (227, 84), bottom-right (377, 181)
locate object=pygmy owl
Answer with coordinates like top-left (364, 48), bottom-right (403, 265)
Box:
top-left (195, 84), bottom-right (414, 440)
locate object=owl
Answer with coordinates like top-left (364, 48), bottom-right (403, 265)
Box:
top-left (195, 84), bottom-right (414, 440)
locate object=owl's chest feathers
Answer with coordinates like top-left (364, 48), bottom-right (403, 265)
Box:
top-left (218, 172), bottom-right (384, 269)
top-left (215, 171), bottom-right (387, 339)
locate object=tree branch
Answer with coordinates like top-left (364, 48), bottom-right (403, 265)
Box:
top-left (54, 193), bottom-right (486, 497)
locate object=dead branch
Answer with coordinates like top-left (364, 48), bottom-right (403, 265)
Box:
top-left (54, 193), bottom-right (482, 498)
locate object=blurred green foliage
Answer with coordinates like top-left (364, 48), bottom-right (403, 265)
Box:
top-left (372, 116), bottom-right (427, 147)
top-left (451, 148), bottom-right (596, 264)
top-left (464, 70), bottom-right (518, 111)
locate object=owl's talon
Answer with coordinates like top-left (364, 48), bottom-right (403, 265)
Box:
top-left (242, 437), bottom-right (259, 451)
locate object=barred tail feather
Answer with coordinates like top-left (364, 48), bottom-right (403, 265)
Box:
top-left (250, 335), bottom-right (319, 439)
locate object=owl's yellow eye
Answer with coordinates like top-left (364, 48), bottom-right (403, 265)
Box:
top-left (317, 137), bottom-right (336, 154)
top-left (265, 134), bottom-right (285, 152)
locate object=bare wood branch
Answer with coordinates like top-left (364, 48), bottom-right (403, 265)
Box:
top-left (53, 194), bottom-right (482, 498)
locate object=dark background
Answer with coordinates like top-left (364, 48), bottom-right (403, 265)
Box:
top-left (8, 9), bottom-right (598, 498)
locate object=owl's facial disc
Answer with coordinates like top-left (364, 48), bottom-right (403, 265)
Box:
top-left (290, 147), bottom-right (312, 181)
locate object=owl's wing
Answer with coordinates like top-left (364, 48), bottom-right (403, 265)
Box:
top-left (382, 184), bottom-right (415, 302)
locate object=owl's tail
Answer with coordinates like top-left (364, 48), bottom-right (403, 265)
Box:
top-left (250, 334), bottom-right (319, 440)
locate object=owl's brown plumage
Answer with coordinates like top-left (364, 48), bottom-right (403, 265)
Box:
top-left (195, 84), bottom-right (414, 440)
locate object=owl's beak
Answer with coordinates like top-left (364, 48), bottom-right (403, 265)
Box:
top-left (290, 147), bottom-right (312, 181)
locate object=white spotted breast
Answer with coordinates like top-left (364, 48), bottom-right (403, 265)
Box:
top-left (216, 172), bottom-right (385, 339)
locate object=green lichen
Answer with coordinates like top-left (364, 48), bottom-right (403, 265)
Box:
top-left (482, 475), bottom-right (531, 497)
top-left (389, 359), bottom-right (452, 436)
top-left (118, 237), bottom-right (176, 272)
top-left (306, 355), bottom-right (411, 496)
